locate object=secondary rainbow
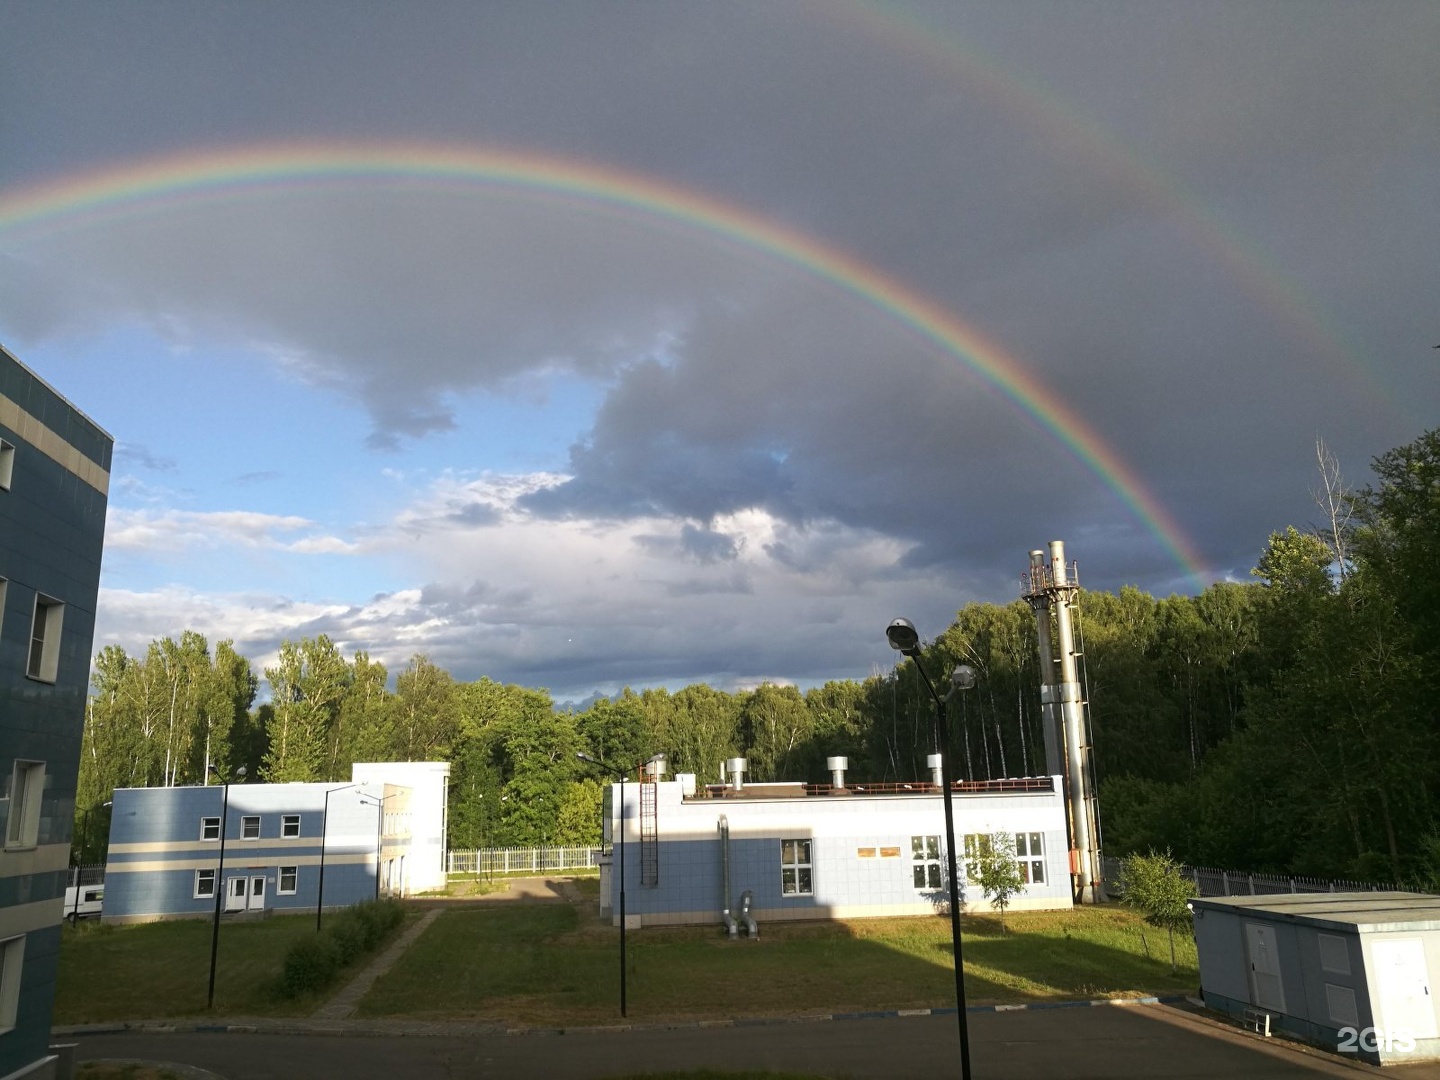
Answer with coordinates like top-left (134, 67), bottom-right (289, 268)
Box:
top-left (0, 141), bottom-right (1212, 586)
top-left (828, 0), bottom-right (1404, 428)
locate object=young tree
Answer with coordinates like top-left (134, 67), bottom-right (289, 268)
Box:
top-left (1120, 850), bottom-right (1197, 972)
top-left (970, 831), bottom-right (1025, 932)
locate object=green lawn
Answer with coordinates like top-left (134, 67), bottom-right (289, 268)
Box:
top-left (358, 901), bottom-right (1198, 1026)
top-left (57, 891), bottom-right (1197, 1026)
top-left (54, 910), bottom-right (415, 1022)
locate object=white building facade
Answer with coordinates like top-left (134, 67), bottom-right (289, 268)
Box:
top-left (597, 772), bottom-right (1073, 928)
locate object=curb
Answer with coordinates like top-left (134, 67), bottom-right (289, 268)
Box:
top-left (56, 995), bottom-right (1197, 1040)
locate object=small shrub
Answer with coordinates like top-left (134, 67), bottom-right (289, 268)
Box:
top-left (282, 936), bottom-right (340, 997)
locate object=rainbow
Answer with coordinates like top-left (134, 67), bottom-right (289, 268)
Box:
top-left (0, 141), bottom-right (1212, 586)
top-left (827, 0), bottom-right (1406, 428)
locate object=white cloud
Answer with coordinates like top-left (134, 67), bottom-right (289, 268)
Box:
top-left (105, 508), bottom-right (359, 555)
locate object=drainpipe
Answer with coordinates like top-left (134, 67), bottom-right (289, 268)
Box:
top-left (718, 815), bottom-right (738, 938)
top-left (739, 888), bottom-right (758, 938)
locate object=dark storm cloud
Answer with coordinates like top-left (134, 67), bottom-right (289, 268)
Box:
top-left (6, 2), bottom-right (1440, 694)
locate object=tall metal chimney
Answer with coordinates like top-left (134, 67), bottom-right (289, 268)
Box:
top-left (1022, 540), bottom-right (1104, 904)
top-left (826, 756), bottom-right (848, 789)
top-left (1025, 549), bottom-right (1064, 776)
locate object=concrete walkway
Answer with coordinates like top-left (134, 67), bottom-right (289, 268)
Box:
top-left (312, 908), bottom-right (442, 1020)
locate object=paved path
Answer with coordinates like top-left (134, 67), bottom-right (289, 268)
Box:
top-left (311, 908), bottom-right (442, 1020)
top-left (312, 877), bottom-right (577, 1020)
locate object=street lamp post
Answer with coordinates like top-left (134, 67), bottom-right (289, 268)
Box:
top-left (316, 783), bottom-right (358, 931)
top-left (71, 799), bottom-right (111, 922)
top-left (887, 617), bottom-right (977, 1080)
top-left (576, 750), bottom-right (663, 1019)
top-left (206, 764), bottom-right (246, 1010)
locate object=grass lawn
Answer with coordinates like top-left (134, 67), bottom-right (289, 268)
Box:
top-left (358, 898), bottom-right (1199, 1026)
top-left (54, 910), bottom-right (417, 1023)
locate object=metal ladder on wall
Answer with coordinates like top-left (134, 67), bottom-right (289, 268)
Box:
top-left (639, 777), bottom-right (659, 886)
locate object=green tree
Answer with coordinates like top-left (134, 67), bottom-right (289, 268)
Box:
top-left (1119, 851), bottom-right (1196, 972)
top-left (969, 832), bottom-right (1025, 932)
top-left (262, 636), bottom-right (350, 782)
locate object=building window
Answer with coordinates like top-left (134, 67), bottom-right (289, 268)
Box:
top-left (27, 595), bottom-right (64, 683)
top-left (5, 760), bottom-right (45, 849)
top-left (962, 833), bottom-right (994, 878)
top-left (912, 835), bottom-right (943, 890)
top-left (282, 814), bottom-right (301, 838)
top-left (195, 869), bottom-right (216, 898)
top-left (1016, 832), bottom-right (1046, 884)
top-left (241, 816), bottom-right (260, 840)
top-left (0, 438), bottom-right (13, 491)
top-left (0, 935), bottom-right (24, 1034)
top-left (200, 817), bottom-right (220, 841)
top-left (780, 838), bottom-right (812, 896)
top-left (278, 866), bottom-right (298, 894)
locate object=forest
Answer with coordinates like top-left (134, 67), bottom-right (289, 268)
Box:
top-left (74, 430), bottom-right (1440, 885)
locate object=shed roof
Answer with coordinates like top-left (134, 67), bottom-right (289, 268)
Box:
top-left (1191, 892), bottom-right (1440, 933)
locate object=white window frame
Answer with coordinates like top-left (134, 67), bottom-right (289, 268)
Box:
top-left (0, 438), bottom-right (13, 491)
top-left (780, 838), bottom-right (813, 896)
top-left (5, 760), bottom-right (45, 849)
top-left (911, 834), bottom-right (943, 890)
top-left (0, 935), bottom-right (24, 1034)
top-left (194, 869), bottom-right (216, 898)
top-left (200, 816), bottom-right (220, 842)
top-left (962, 833), bottom-right (993, 879)
top-left (278, 866), bottom-right (298, 895)
top-left (240, 815), bottom-right (260, 840)
top-left (281, 814), bottom-right (301, 838)
top-left (0, 579), bottom-right (7, 637)
top-left (1016, 831), bottom-right (1046, 884)
top-left (27, 594), bottom-right (64, 683)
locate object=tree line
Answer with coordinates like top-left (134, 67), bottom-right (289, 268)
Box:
top-left (76, 430), bottom-right (1440, 884)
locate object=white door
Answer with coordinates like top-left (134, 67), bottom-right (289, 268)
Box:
top-left (248, 876), bottom-right (266, 911)
top-left (1245, 922), bottom-right (1286, 1012)
top-left (225, 876), bottom-right (247, 912)
top-left (1373, 938), bottom-right (1438, 1039)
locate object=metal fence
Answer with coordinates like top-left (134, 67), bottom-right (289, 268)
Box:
top-left (68, 863), bottom-right (105, 888)
top-left (447, 846), bottom-right (602, 876)
top-left (1102, 856), bottom-right (1402, 898)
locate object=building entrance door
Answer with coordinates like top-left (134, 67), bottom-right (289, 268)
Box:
top-left (248, 875), bottom-right (266, 911)
top-left (225, 876), bottom-right (247, 912)
top-left (1373, 938), bottom-right (1437, 1039)
top-left (1245, 922), bottom-right (1286, 1013)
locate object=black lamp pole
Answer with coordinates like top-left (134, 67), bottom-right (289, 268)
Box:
top-left (70, 799), bottom-right (111, 922)
top-left (577, 751), bottom-right (662, 1019)
top-left (888, 618), bottom-right (976, 1080)
top-left (207, 764), bottom-right (245, 1010)
top-left (317, 783), bottom-right (357, 931)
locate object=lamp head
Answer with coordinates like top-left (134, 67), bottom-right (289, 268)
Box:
top-left (576, 751), bottom-right (597, 764)
top-left (885, 618), bottom-right (921, 655)
top-left (950, 664), bottom-right (977, 691)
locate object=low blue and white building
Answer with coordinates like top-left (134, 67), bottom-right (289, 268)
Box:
top-left (596, 757), bottom-right (1074, 929)
top-left (101, 761), bottom-right (449, 924)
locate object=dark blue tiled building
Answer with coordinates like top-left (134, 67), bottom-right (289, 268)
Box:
top-left (0, 346), bottom-right (111, 1080)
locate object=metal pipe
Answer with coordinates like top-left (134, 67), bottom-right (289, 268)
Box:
top-left (719, 815), bottom-right (737, 938)
top-left (827, 756), bottom-right (848, 789)
top-left (1029, 549), bottom-right (1064, 776)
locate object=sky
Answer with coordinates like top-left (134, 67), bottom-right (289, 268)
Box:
top-left (2, 2), bottom-right (1437, 704)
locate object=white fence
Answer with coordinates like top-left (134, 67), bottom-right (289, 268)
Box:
top-left (447, 846), bottom-right (602, 876)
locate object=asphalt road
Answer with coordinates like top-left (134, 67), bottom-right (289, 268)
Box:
top-left (70, 1004), bottom-right (1440, 1079)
